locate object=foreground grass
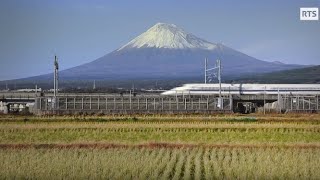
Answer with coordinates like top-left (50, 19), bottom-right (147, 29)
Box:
top-left (0, 147), bottom-right (319, 179)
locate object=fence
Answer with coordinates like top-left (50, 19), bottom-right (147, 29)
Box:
top-left (279, 94), bottom-right (319, 112)
top-left (34, 94), bottom-right (233, 115)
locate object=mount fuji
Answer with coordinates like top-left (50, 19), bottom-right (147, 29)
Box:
top-left (27, 23), bottom-right (303, 81)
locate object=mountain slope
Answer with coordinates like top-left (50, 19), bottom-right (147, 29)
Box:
top-left (233, 65), bottom-right (320, 83)
top-left (2, 23), bottom-right (305, 84)
top-left (57, 23), bottom-right (302, 80)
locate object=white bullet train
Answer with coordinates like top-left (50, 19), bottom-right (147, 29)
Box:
top-left (161, 83), bottom-right (320, 96)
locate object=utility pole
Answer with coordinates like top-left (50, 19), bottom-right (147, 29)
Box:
top-left (204, 58), bottom-right (222, 108)
top-left (204, 58), bottom-right (207, 84)
top-left (217, 59), bottom-right (222, 102)
top-left (264, 86), bottom-right (266, 115)
top-left (278, 88), bottom-right (281, 113)
top-left (129, 90), bottom-right (132, 109)
top-left (53, 55), bottom-right (59, 109)
top-left (93, 80), bottom-right (96, 90)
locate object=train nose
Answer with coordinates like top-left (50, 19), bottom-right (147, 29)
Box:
top-left (161, 90), bottom-right (174, 95)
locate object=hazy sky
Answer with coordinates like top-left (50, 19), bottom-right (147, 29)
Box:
top-left (0, 0), bottom-right (319, 80)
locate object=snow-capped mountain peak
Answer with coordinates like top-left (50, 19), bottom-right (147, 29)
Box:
top-left (118, 23), bottom-right (217, 51)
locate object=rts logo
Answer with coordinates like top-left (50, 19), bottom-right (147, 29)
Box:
top-left (300, 7), bottom-right (319, 20)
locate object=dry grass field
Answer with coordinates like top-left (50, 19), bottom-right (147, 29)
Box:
top-left (0, 114), bottom-right (319, 179)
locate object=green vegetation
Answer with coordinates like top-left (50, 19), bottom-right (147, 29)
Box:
top-left (235, 65), bottom-right (320, 83)
top-left (0, 114), bottom-right (319, 179)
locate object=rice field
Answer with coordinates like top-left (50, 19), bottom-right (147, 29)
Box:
top-left (0, 120), bottom-right (319, 145)
top-left (0, 147), bottom-right (319, 179)
top-left (0, 114), bottom-right (319, 179)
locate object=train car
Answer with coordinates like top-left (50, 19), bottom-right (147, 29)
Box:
top-left (161, 83), bottom-right (320, 96)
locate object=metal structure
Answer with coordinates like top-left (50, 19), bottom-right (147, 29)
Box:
top-left (1, 91), bottom-right (320, 114)
top-left (267, 94), bottom-right (319, 113)
top-left (204, 58), bottom-right (222, 108)
top-left (31, 93), bottom-right (320, 115)
top-left (34, 94), bottom-right (232, 115)
top-left (53, 55), bottom-right (59, 109)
